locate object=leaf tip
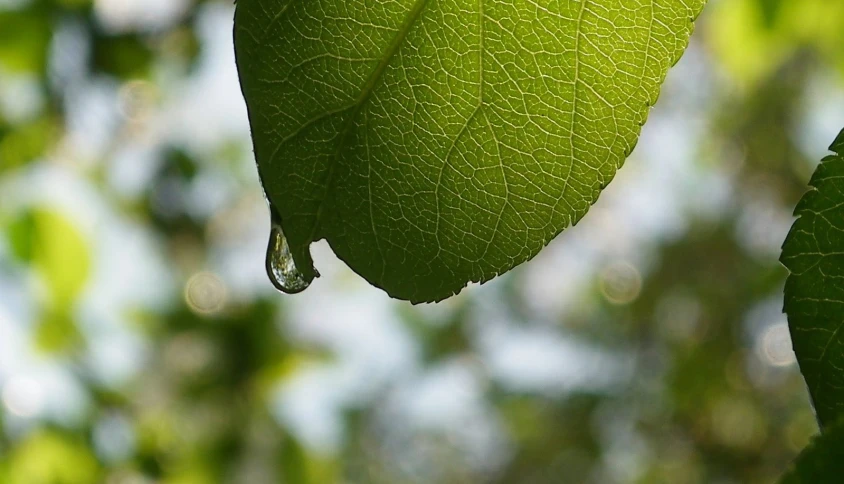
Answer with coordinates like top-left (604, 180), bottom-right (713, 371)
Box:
top-left (830, 129), bottom-right (844, 155)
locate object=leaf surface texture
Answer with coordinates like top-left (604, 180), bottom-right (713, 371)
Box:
top-left (235, 0), bottom-right (704, 301)
top-left (782, 129), bottom-right (844, 427)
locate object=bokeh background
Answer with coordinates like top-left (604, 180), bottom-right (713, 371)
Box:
top-left (1, 0), bottom-right (844, 482)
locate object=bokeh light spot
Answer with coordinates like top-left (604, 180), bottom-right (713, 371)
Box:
top-left (2, 376), bottom-right (44, 417)
top-left (599, 261), bottom-right (642, 305)
top-left (184, 271), bottom-right (227, 315)
top-left (117, 79), bottom-right (157, 123)
top-left (757, 322), bottom-right (796, 367)
top-left (710, 398), bottom-right (767, 450)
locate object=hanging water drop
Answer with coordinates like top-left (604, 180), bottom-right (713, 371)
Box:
top-left (266, 210), bottom-right (313, 294)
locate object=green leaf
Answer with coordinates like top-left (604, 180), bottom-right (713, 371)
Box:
top-left (235, 0), bottom-right (704, 302)
top-left (780, 418), bottom-right (844, 484)
top-left (781, 128), bottom-right (844, 428)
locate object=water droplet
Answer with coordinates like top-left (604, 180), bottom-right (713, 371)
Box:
top-left (266, 211), bottom-right (312, 294)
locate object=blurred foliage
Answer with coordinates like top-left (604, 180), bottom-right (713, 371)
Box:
top-left (3, 430), bottom-right (101, 484)
top-left (5, 208), bottom-right (90, 352)
top-left (707, 0), bottom-right (844, 88)
top-left (0, 0), bottom-right (842, 483)
top-left (0, 6), bottom-right (51, 75)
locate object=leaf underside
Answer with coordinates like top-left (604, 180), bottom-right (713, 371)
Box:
top-left (235, 0), bottom-right (704, 302)
top-left (782, 129), bottom-right (844, 428)
top-left (780, 418), bottom-right (844, 484)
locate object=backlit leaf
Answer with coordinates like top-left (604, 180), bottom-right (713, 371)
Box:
top-left (235, 0), bottom-right (704, 302)
top-left (781, 129), bottom-right (844, 428)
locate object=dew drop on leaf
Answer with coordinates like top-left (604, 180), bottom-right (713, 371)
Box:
top-left (265, 208), bottom-right (314, 294)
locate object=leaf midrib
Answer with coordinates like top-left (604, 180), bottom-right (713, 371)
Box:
top-left (305, 0), bottom-right (431, 242)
